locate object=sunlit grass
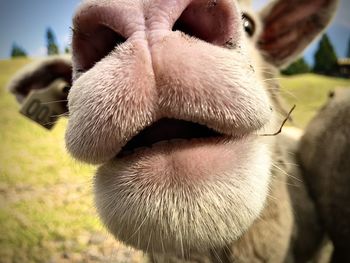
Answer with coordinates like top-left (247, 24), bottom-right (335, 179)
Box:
top-left (0, 58), bottom-right (102, 262)
top-left (280, 73), bottom-right (350, 127)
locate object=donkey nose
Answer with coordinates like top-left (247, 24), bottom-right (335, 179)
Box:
top-left (72, 0), bottom-right (241, 73)
top-left (169, 0), bottom-right (241, 46)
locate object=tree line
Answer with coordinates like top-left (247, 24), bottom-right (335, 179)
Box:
top-left (282, 34), bottom-right (350, 76)
top-left (11, 28), bottom-right (69, 58)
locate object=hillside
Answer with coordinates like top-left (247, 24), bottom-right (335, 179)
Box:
top-left (280, 73), bottom-right (350, 127)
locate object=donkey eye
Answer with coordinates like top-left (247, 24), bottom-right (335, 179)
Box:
top-left (242, 14), bottom-right (255, 37)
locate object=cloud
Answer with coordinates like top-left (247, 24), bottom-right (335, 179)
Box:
top-left (334, 18), bottom-right (350, 29)
top-left (60, 33), bottom-right (71, 47)
top-left (252, 0), bottom-right (270, 11)
top-left (31, 46), bottom-right (47, 57)
top-left (333, 0), bottom-right (350, 28)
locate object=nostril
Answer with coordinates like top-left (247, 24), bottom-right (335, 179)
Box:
top-left (173, 15), bottom-right (198, 40)
top-left (73, 25), bottom-right (126, 74)
top-left (172, 6), bottom-right (215, 43)
top-left (172, 0), bottom-right (240, 46)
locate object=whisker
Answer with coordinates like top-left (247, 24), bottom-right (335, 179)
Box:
top-left (51, 112), bottom-right (69, 118)
top-left (41, 99), bottom-right (68, 105)
top-left (211, 248), bottom-right (224, 263)
top-left (70, 26), bottom-right (90, 39)
top-left (125, 215), bottom-right (148, 243)
top-left (262, 77), bottom-right (283, 82)
top-left (146, 230), bottom-right (152, 256)
top-left (272, 163), bottom-right (302, 183)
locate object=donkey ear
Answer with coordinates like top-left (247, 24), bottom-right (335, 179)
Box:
top-left (7, 56), bottom-right (72, 103)
top-left (258, 0), bottom-right (339, 68)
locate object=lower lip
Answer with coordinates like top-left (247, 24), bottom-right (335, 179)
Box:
top-left (110, 135), bottom-right (254, 181)
top-left (95, 132), bottom-right (270, 255)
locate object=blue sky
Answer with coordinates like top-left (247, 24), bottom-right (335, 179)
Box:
top-left (0, 0), bottom-right (349, 65)
top-left (0, 0), bottom-right (80, 58)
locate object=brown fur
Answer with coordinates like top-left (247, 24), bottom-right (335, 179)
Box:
top-left (6, 56), bottom-right (71, 103)
top-left (299, 89), bottom-right (350, 262)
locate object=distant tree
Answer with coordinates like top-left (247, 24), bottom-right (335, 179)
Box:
top-left (313, 34), bottom-right (338, 75)
top-left (346, 36), bottom-right (350, 58)
top-left (64, 46), bottom-right (70, 54)
top-left (10, 43), bottom-right (27, 58)
top-left (281, 58), bottom-right (310, 75)
top-left (46, 28), bottom-right (59, 55)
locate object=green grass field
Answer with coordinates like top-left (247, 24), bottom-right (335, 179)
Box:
top-left (280, 74), bottom-right (350, 127)
top-left (0, 58), bottom-right (349, 263)
top-left (0, 58), bottom-right (103, 262)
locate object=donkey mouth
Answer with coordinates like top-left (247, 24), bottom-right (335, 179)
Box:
top-left (117, 118), bottom-right (224, 158)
